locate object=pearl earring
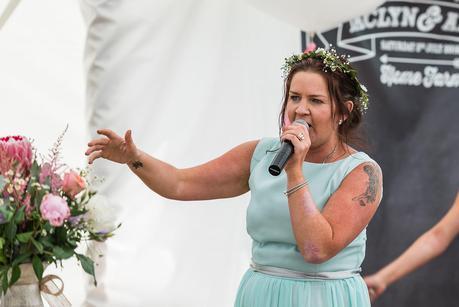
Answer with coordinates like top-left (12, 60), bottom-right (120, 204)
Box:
top-left (338, 119), bottom-right (343, 125)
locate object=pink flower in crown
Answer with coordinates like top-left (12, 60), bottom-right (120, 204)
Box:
top-left (62, 170), bottom-right (86, 199)
top-left (303, 42), bottom-right (317, 54)
top-left (40, 194), bottom-right (70, 227)
top-left (0, 136), bottom-right (33, 175)
top-left (39, 163), bottom-right (63, 192)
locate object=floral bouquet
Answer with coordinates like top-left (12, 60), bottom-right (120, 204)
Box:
top-left (0, 131), bottom-right (118, 294)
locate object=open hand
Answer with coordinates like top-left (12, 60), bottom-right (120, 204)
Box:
top-left (85, 129), bottom-right (139, 165)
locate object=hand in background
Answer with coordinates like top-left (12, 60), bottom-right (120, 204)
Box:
top-left (364, 273), bottom-right (387, 302)
top-left (86, 129), bottom-right (139, 165)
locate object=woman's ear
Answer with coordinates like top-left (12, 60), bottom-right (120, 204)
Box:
top-left (343, 100), bottom-right (354, 122)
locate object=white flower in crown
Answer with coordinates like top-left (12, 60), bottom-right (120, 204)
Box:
top-left (85, 194), bottom-right (118, 234)
top-left (281, 45), bottom-right (370, 112)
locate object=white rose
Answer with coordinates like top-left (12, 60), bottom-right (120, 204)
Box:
top-left (85, 194), bottom-right (118, 234)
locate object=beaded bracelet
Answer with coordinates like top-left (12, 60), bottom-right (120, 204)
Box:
top-left (283, 180), bottom-right (308, 197)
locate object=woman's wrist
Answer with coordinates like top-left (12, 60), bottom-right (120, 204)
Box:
top-left (376, 269), bottom-right (393, 288)
top-left (128, 150), bottom-right (143, 169)
top-left (286, 168), bottom-right (304, 184)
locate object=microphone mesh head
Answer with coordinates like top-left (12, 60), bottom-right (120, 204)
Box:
top-left (293, 119), bottom-right (308, 129)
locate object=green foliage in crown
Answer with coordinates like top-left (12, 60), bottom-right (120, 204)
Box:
top-left (281, 47), bottom-right (369, 112)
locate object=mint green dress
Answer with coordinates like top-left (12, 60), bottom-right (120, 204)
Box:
top-left (235, 138), bottom-right (380, 307)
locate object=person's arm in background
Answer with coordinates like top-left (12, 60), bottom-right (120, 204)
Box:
top-left (364, 192), bottom-right (459, 302)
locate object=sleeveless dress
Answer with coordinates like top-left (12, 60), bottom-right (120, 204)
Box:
top-left (234, 137), bottom-right (380, 307)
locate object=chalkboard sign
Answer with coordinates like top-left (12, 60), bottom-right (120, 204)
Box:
top-left (304, 1), bottom-right (459, 306)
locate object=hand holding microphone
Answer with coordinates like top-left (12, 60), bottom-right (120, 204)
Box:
top-left (268, 119), bottom-right (310, 176)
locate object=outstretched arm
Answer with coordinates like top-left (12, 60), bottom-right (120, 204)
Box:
top-left (364, 192), bottom-right (459, 302)
top-left (86, 129), bottom-right (258, 200)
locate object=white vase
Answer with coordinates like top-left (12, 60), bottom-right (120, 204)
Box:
top-left (0, 263), bottom-right (44, 307)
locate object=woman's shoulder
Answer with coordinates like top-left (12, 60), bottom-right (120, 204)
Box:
top-left (340, 150), bottom-right (381, 176)
top-left (256, 137), bottom-right (280, 150)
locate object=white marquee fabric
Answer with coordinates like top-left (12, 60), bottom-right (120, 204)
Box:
top-left (79, 0), bottom-right (300, 306)
top-left (245, 0), bottom-right (384, 33)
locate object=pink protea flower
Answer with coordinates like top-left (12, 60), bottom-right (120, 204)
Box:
top-left (0, 136), bottom-right (33, 175)
top-left (40, 194), bottom-right (70, 227)
top-left (62, 170), bottom-right (86, 199)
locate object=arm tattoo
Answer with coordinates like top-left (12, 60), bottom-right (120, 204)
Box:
top-left (352, 164), bottom-right (379, 207)
top-left (131, 160), bottom-right (144, 169)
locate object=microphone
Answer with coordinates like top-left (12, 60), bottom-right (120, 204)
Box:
top-left (268, 119), bottom-right (308, 176)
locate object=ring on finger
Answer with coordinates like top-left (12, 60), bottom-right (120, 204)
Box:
top-left (297, 132), bottom-right (305, 141)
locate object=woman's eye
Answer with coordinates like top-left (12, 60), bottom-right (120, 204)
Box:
top-left (311, 98), bottom-right (323, 104)
top-left (290, 95), bottom-right (301, 102)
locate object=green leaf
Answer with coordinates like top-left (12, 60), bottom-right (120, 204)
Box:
top-left (16, 231), bottom-right (33, 243)
top-left (9, 265), bottom-right (20, 286)
top-left (0, 238), bottom-right (5, 250)
top-left (55, 227), bottom-right (67, 243)
top-left (2, 271), bottom-right (8, 294)
top-left (0, 254), bottom-right (7, 265)
top-left (14, 206), bottom-right (25, 224)
top-left (76, 253), bottom-right (96, 285)
top-left (32, 255), bottom-right (44, 280)
top-left (52, 246), bottom-right (74, 259)
top-left (39, 237), bottom-right (54, 249)
top-left (31, 161), bottom-right (40, 179)
top-left (0, 205), bottom-right (13, 223)
top-left (0, 175), bottom-right (6, 191)
top-left (34, 189), bottom-right (47, 208)
top-left (12, 252), bottom-right (32, 266)
top-left (5, 221), bottom-right (17, 241)
top-left (31, 238), bottom-right (44, 254)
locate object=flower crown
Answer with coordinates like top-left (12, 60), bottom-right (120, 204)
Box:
top-left (281, 45), bottom-right (369, 112)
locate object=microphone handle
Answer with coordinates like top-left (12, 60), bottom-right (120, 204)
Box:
top-left (268, 141), bottom-right (293, 176)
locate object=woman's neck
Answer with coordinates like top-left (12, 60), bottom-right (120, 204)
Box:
top-left (305, 141), bottom-right (352, 164)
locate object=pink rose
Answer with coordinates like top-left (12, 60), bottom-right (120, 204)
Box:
top-left (40, 194), bottom-right (70, 227)
top-left (62, 171), bottom-right (86, 199)
top-left (303, 42), bottom-right (317, 53)
top-left (0, 136), bottom-right (33, 175)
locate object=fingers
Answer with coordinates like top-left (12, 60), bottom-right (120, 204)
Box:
top-left (281, 132), bottom-right (303, 148)
top-left (88, 137), bottom-right (109, 147)
top-left (87, 151), bottom-right (103, 164)
top-left (281, 125), bottom-right (310, 145)
top-left (85, 145), bottom-right (105, 156)
top-left (282, 123), bottom-right (309, 139)
top-left (97, 129), bottom-right (119, 140)
top-left (124, 129), bottom-right (133, 146)
top-left (368, 287), bottom-right (381, 302)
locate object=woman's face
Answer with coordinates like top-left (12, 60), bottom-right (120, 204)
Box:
top-left (285, 70), bottom-right (339, 149)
